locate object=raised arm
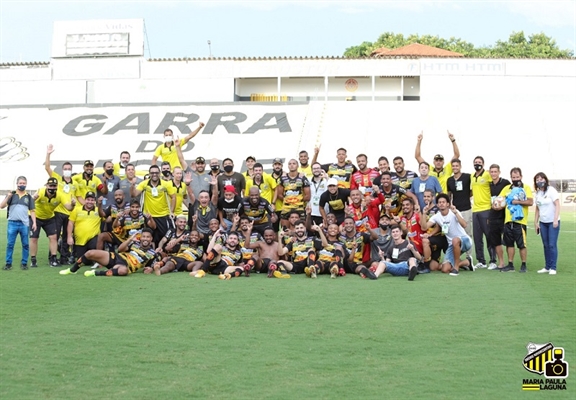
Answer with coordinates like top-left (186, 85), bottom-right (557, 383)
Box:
top-left (415, 132), bottom-right (425, 164)
top-left (448, 131), bottom-right (460, 160)
top-left (179, 122), bottom-right (205, 145)
top-left (45, 144), bottom-right (55, 176)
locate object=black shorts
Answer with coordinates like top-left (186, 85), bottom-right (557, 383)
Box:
top-left (503, 222), bottom-right (527, 249)
top-left (169, 256), bottom-right (193, 272)
top-left (74, 236), bottom-right (98, 258)
top-left (292, 261), bottom-right (307, 274)
top-left (31, 217), bottom-right (57, 238)
top-left (488, 219), bottom-right (505, 247)
top-left (209, 260), bottom-right (229, 275)
top-left (428, 235), bottom-right (448, 262)
top-left (106, 252), bottom-right (127, 269)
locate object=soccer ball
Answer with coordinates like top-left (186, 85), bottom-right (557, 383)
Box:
top-left (492, 196), bottom-right (506, 208)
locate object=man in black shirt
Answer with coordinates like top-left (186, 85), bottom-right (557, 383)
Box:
top-left (319, 178), bottom-right (350, 225)
top-left (446, 158), bottom-right (472, 251)
top-left (487, 164), bottom-right (511, 270)
top-left (373, 225), bottom-right (420, 281)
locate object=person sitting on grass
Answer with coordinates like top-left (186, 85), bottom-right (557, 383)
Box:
top-left (192, 230), bottom-right (243, 280)
top-left (153, 230), bottom-right (204, 275)
top-left (242, 221), bottom-right (291, 278)
top-left (420, 193), bottom-right (473, 276)
top-left (373, 225), bottom-right (420, 281)
top-left (59, 228), bottom-right (158, 277)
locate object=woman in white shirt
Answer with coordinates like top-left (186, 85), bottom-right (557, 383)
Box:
top-left (533, 172), bottom-right (560, 275)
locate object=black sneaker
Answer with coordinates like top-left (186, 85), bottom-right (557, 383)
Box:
top-left (499, 265), bottom-right (515, 272)
top-left (68, 256), bottom-right (76, 265)
top-left (520, 265), bottom-right (527, 273)
top-left (449, 268), bottom-right (459, 276)
top-left (60, 257), bottom-right (70, 265)
top-left (466, 255), bottom-right (475, 271)
top-left (21, 264), bottom-right (28, 270)
top-left (30, 258), bottom-right (38, 268)
top-left (49, 259), bottom-right (60, 267)
top-left (3, 264), bottom-right (12, 271)
top-left (359, 266), bottom-right (378, 280)
top-left (408, 266), bottom-right (417, 281)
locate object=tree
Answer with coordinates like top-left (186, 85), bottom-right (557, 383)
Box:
top-left (491, 31), bottom-right (573, 58)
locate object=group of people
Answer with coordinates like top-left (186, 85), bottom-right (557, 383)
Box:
top-left (2, 125), bottom-right (561, 279)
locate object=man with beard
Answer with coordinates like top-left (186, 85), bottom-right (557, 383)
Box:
top-left (62, 228), bottom-right (157, 276)
top-left (319, 178), bottom-right (350, 225)
top-left (309, 222), bottom-right (347, 279)
top-left (391, 156), bottom-right (417, 190)
top-left (420, 193), bottom-right (473, 276)
top-left (236, 216), bottom-right (263, 276)
top-left (373, 225), bottom-right (420, 281)
top-left (270, 157), bottom-right (284, 231)
top-left (372, 156), bottom-right (392, 188)
top-left (119, 163), bottom-right (143, 203)
top-left (241, 186), bottom-right (277, 236)
top-left (152, 123), bottom-right (205, 169)
top-left (66, 191), bottom-right (102, 260)
top-left (297, 150), bottom-right (313, 179)
top-left (308, 162), bottom-right (329, 225)
top-left (113, 151), bottom-right (131, 180)
top-left (31, 177), bottom-right (74, 267)
top-left (131, 165), bottom-right (177, 245)
top-left (100, 198), bottom-right (156, 251)
top-left (193, 230), bottom-right (244, 279)
top-left (154, 230), bottom-right (204, 275)
top-left (99, 161), bottom-right (121, 207)
top-left (487, 164), bottom-right (510, 269)
top-left (368, 214), bottom-right (394, 272)
top-left (446, 158), bottom-right (472, 241)
top-left (179, 156), bottom-right (212, 199)
top-left (377, 171), bottom-right (418, 217)
top-left (244, 163), bottom-right (277, 204)
top-left (277, 159), bottom-right (311, 226)
top-left (339, 217), bottom-right (378, 279)
top-left (73, 160), bottom-right (105, 207)
top-left (414, 131), bottom-right (460, 193)
top-left (242, 222), bottom-right (291, 278)
top-left (277, 220), bottom-right (321, 275)
top-left (217, 158), bottom-right (246, 198)
top-left (156, 214), bottom-right (191, 255)
top-left (318, 146), bottom-right (357, 189)
top-left (471, 156), bottom-right (494, 269)
top-left (45, 144), bottom-right (77, 264)
top-left (160, 162), bottom-right (172, 182)
top-left (410, 162), bottom-right (442, 211)
top-left (400, 197), bottom-right (425, 255)
top-left (96, 189), bottom-right (129, 248)
top-left (420, 191), bottom-right (448, 272)
top-left (350, 154), bottom-right (380, 196)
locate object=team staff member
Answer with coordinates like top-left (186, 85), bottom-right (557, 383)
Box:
top-left (414, 131), bottom-right (460, 193)
top-left (487, 164), bottom-right (510, 269)
top-left (73, 160), bottom-right (106, 206)
top-left (151, 122), bottom-right (205, 169)
top-left (45, 144), bottom-right (77, 264)
top-left (99, 161), bottom-right (121, 207)
top-left (131, 165), bottom-right (177, 244)
top-left (31, 178), bottom-right (74, 267)
top-left (244, 163), bottom-right (277, 204)
top-left (113, 151), bottom-right (131, 179)
top-left (217, 158), bottom-right (246, 198)
top-left (2, 176), bottom-right (36, 270)
top-left (119, 163), bottom-right (142, 203)
top-left (471, 156), bottom-right (493, 269)
top-left (67, 191), bottom-right (101, 259)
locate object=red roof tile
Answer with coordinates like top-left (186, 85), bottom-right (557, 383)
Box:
top-left (373, 43), bottom-right (463, 57)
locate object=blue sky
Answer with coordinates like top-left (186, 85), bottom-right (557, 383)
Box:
top-left (0, 0), bottom-right (574, 62)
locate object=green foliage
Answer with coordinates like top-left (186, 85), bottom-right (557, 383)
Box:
top-left (344, 31), bottom-right (574, 58)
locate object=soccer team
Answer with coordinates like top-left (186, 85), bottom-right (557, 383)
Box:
top-left (3, 124), bottom-right (540, 280)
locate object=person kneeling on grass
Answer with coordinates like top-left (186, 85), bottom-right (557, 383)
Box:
top-left (373, 225), bottom-right (419, 281)
top-left (59, 228), bottom-right (158, 277)
top-left (153, 230), bottom-right (204, 275)
top-left (420, 193), bottom-right (473, 276)
top-left (191, 230), bottom-right (244, 280)
top-left (242, 222), bottom-right (291, 278)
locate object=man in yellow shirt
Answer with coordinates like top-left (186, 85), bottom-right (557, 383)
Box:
top-left (151, 122), bottom-right (204, 169)
top-left (470, 156), bottom-right (493, 269)
top-left (73, 160), bottom-right (105, 206)
top-left (31, 177), bottom-right (74, 267)
top-left (414, 130), bottom-right (460, 193)
top-left (244, 163), bottom-right (277, 204)
top-left (496, 167), bottom-right (534, 273)
top-left (67, 191), bottom-right (102, 260)
top-left (131, 165), bottom-right (177, 244)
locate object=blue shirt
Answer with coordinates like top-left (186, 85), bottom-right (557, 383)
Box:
top-left (7, 192), bottom-right (35, 225)
top-left (410, 176), bottom-right (442, 210)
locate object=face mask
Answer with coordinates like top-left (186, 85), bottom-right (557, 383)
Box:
top-left (474, 164), bottom-right (483, 171)
top-left (379, 224), bottom-right (389, 230)
top-left (63, 170), bottom-right (72, 178)
top-left (17, 185), bottom-right (26, 191)
top-left (47, 189), bottom-right (56, 195)
top-left (105, 169), bottom-right (114, 176)
top-left (536, 181), bottom-right (546, 188)
top-left (164, 136), bottom-right (173, 143)
top-left (162, 170), bottom-right (171, 177)
top-left (210, 165), bottom-right (219, 172)
top-left (512, 180), bottom-right (523, 187)
top-left (223, 165), bottom-right (233, 173)
top-left (224, 198), bottom-right (234, 203)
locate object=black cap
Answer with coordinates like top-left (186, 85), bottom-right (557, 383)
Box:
top-left (195, 157), bottom-right (206, 164)
top-left (433, 154), bottom-right (444, 160)
top-left (85, 191), bottom-right (96, 199)
top-left (272, 157), bottom-right (282, 164)
top-left (84, 160), bottom-right (94, 166)
top-left (46, 177), bottom-right (58, 186)
top-left (246, 156), bottom-right (256, 162)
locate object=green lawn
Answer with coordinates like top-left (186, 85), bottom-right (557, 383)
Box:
top-left (1, 211), bottom-right (574, 399)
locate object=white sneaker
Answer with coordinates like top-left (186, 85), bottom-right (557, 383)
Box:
top-left (475, 262), bottom-right (487, 269)
top-left (91, 263), bottom-right (100, 269)
top-left (549, 270), bottom-right (557, 275)
top-left (488, 263), bottom-right (498, 270)
top-left (537, 268), bottom-right (549, 274)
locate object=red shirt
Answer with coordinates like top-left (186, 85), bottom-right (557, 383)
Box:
top-left (401, 212), bottom-right (424, 254)
top-left (350, 168), bottom-right (381, 194)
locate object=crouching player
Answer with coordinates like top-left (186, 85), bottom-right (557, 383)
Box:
top-left (59, 228), bottom-right (158, 276)
top-left (153, 230), bottom-right (204, 275)
top-left (192, 230), bottom-right (244, 280)
top-left (374, 224), bottom-right (420, 281)
top-left (420, 193), bottom-right (473, 276)
top-left (242, 221), bottom-right (291, 278)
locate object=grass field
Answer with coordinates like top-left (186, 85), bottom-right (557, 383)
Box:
top-left (1, 210), bottom-right (574, 399)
